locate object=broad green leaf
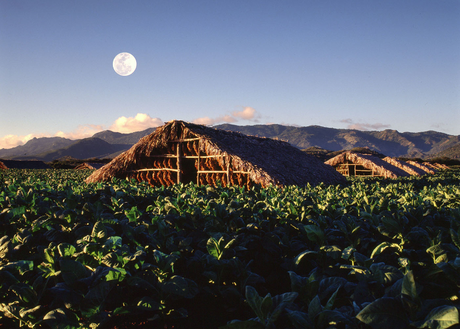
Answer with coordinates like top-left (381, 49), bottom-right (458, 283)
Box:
top-left (57, 243), bottom-right (76, 258)
top-left (91, 221), bottom-right (107, 243)
top-left (207, 237), bottom-right (221, 259)
top-left (356, 297), bottom-right (410, 329)
top-left (370, 242), bottom-right (401, 259)
top-left (308, 295), bottom-right (323, 322)
top-left (43, 308), bottom-right (80, 329)
top-left (286, 309), bottom-right (314, 329)
top-left (413, 305), bottom-right (459, 329)
top-left (137, 296), bottom-right (163, 311)
top-left (245, 286), bottom-right (266, 322)
top-left (160, 275), bottom-right (198, 299)
top-left (401, 270), bottom-right (417, 299)
top-left (59, 259), bottom-right (90, 286)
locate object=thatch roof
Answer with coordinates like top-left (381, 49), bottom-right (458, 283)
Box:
top-left (0, 160), bottom-right (50, 169)
top-left (86, 120), bottom-right (346, 187)
top-left (432, 163), bottom-right (450, 170)
top-left (74, 162), bottom-right (105, 170)
top-left (325, 151), bottom-right (411, 178)
top-left (407, 161), bottom-right (436, 174)
top-left (0, 161), bottom-right (7, 169)
top-left (382, 157), bottom-right (427, 176)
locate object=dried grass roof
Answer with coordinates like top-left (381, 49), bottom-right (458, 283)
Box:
top-left (407, 161), bottom-right (436, 174)
top-left (0, 161), bottom-right (7, 169)
top-left (382, 157), bottom-right (427, 176)
top-left (325, 151), bottom-right (411, 178)
top-left (86, 120), bottom-right (346, 186)
top-left (74, 162), bottom-right (105, 170)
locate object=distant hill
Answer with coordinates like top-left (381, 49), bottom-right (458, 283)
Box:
top-left (215, 124), bottom-right (459, 158)
top-left (429, 142), bottom-right (460, 159)
top-left (1, 124), bottom-right (458, 161)
top-left (28, 138), bottom-right (131, 161)
top-left (0, 137), bottom-right (74, 159)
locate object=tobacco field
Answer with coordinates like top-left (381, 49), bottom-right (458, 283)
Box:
top-left (1, 168), bottom-right (460, 329)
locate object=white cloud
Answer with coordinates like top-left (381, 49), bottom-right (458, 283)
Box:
top-left (55, 124), bottom-right (105, 140)
top-left (340, 119), bottom-right (390, 131)
top-left (193, 106), bottom-right (261, 126)
top-left (109, 113), bottom-right (163, 133)
top-left (232, 106), bottom-right (257, 120)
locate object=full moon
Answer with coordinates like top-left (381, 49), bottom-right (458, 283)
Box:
top-left (113, 52), bottom-right (137, 76)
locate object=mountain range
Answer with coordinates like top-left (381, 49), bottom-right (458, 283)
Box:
top-left (0, 125), bottom-right (458, 161)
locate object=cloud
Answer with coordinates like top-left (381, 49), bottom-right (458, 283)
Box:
top-left (0, 134), bottom-right (38, 149)
top-left (232, 107), bottom-right (257, 120)
top-left (193, 106), bottom-right (261, 126)
top-left (55, 124), bottom-right (105, 140)
top-left (109, 113), bottom-right (163, 133)
top-left (340, 118), bottom-right (390, 131)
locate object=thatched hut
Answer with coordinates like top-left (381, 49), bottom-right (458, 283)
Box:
top-left (75, 162), bottom-right (106, 170)
top-left (407, 161), bottom-right (436, 174)
top-left (86, 120), bottom-right (346, 187)
top-left (432, 163), bottom-right (450, 170)
top-left (382, 157), bottom-right (427, 176)
top-left (325, 151), bottom-right (411, 178)
top-left (0, 161), bottom-right (7, 169)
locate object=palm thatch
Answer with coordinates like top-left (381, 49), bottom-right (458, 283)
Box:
top-left (382, 157), bottom-right (427, 176)
top-left (432, 163), bottom-right (450, 170)
top-left (407, 161), bottom-right (436, 174)
top-left (86, 120), bottom-right (346, 187)
top-left (74, 162), bottom-right (105, 170)
top-left (422, 162), bottom-right (441, 171)
top-left (0, 161), bottom-right (7, 169)
top-left (325, 151), bottom-right (411, 178)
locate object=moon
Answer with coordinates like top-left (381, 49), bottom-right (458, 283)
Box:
top-left (113, 52), bottom-right (137, 76)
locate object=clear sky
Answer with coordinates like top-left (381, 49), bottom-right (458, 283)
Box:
top-left (1, 0), bottom-right (459, 149)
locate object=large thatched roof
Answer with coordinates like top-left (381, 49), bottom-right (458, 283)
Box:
top-left (325, 151), bottom-right (411, 178)
top-left (382, 157), bottom-right (427, 176)
top-left (0, 161), bottom-right (6, 169)
top-left (86, 120), bottom-right (346, 187)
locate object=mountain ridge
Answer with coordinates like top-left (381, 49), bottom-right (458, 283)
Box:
top-left (1, 124), bottom-right (458, 161)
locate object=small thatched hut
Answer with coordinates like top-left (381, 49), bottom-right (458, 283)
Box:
top-left (86, 120), bottom-right (346, 187)
top-left (382, 157), bottom-right (427, 176)
top-left (0, 161), bottom-right (7, 169)
top-left (407, 161), bottom-right (437, 174)
top-left (75, 162), bottom-right (106, 170)
top-left (325, 151), bottom-right (411, 178)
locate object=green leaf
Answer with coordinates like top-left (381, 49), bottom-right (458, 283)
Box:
top-left (137, 296), bottom-right (163, 311)
top-left (43, 308), bottom-right (80, 329)
top-left (207, 237), bottom-right (221, 259)
top-left (401, 270), bottom-right (417, 299)
top-left (91, 221), bottom-right (107, 243)
top-left (356, 297), bottom-right (410, 329)
top-left (370, 242), bottom-right (401, 259)
top-left (413, 305), bottom-right (459, 329)
top-left (59, 259), bottom-right (90, 286)
top-left (301, 224), bottom-right (325, 246)
top-left (160, 275), bottom-right (198, 299)
top-left (308, 295), bottom-right (323, 322)
top-left (286, 309), bottom-right (314, 329)
top-left (57, 243), bottom-right (76, 258)
top-left (245, 286), bottom-right (267, 323)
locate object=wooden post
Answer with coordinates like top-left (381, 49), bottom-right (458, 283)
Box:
top-left (226, 157), bottom-right (230, 186)
top-left (196, 139), bottom-right (201, 186)
top-left (176, 142), bottom-right (181, 184)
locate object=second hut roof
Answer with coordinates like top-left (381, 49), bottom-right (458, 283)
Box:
top-left (325, 151), bottom-right (411, 178)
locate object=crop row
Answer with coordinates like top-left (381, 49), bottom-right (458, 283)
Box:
top-left (0, 169), bottom-right (460, 328)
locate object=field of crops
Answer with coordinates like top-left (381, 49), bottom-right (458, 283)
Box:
top-left (1, 168), bottom-right (460, 329)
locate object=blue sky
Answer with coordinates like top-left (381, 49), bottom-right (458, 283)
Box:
top-left (1, 0), bottom-right (459, 149)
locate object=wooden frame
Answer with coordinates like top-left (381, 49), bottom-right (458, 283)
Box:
top-left (129, 137), bottom-right (249, 186)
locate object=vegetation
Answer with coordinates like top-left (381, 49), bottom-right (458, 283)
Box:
top-left (0, 169), bottom-right (460, 328)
